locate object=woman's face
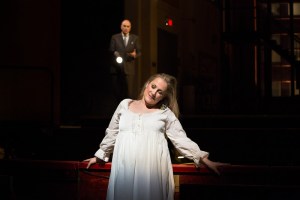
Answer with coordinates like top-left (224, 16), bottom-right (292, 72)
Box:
top-left (143, 77), bottom-right (168, 107)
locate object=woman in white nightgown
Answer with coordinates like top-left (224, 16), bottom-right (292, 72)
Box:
top-left (84, 73), bottom-right (223, 200)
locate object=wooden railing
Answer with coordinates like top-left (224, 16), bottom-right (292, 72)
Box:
top-left (1, 159), bottom-right (300, 200)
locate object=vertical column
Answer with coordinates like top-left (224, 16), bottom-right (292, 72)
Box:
top-left (125, 0), bottom-right (158, 89)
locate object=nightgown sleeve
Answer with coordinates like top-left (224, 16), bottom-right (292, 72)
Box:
top-left (165, 110), bottom-right (209, 167)
top-left (94, 100), bottom-right (126, 162)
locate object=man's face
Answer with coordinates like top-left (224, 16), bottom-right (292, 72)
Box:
top-left (121, 20), bottom-right (131, 35)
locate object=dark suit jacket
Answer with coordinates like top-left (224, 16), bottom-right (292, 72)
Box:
top-left (109, 33), bottom-right (141, 75)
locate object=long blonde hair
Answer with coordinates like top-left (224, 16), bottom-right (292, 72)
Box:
top-left (138, 73), bottom-right (180, 117)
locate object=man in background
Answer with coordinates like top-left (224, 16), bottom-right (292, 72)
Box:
top-left (109, 19), bottom-right (141, 102)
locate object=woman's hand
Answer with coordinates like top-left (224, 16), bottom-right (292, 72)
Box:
top-left (201, 157), bottom-right (230, 175)
top-left (83, 157), bottom-right (99, 169)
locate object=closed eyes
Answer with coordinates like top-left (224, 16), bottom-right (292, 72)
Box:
top-left (151, 84), bottom-right (164, 95)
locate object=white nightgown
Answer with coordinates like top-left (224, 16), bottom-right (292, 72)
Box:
top-left (94, 99), bottom-right (209, 200)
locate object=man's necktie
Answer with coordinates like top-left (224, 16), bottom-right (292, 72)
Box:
top-left (123, 36), bottom-right (128, 46)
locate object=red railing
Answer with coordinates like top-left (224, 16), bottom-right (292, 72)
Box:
top-left (1, 159), bottom-right (300, 200)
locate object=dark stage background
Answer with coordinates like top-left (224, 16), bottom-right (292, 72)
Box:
top-left (61, 0), bottom-right (124, 125)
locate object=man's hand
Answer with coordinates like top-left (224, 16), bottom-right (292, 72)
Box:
top-left (128, 49), bottom-right (136, 58)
